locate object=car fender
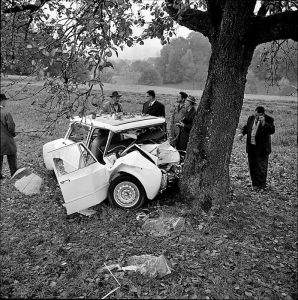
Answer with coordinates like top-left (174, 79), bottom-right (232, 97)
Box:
top-left (43, 138), bottom-right (75, 170)
top-left (108, 151), bottom-right (162, 200)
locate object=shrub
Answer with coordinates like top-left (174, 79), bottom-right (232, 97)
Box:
top-left (138, 68), bottom-right (162, 86)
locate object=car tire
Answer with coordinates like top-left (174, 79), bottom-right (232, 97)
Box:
top-left (108, 175), bottom-right (146, 209)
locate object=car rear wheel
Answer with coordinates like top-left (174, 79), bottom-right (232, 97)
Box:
top-left (108, 175), bottom-right (146, 209)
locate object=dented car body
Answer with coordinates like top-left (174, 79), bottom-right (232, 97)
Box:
top-left (43, 113), bottom-right (182, 214)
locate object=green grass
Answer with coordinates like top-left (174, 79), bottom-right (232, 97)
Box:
top-left (0, 82), bottom-right (297, 299)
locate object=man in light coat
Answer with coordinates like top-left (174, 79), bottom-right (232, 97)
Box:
top-left (101, 91), bottom-right (123, 114)
top-left (0, 93), bottom-right (18, 179)
top-left (170, 91), bottom-right (188, 147)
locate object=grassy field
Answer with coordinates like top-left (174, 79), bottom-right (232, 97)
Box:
top-left (0, 81), bottom-right (297, 299)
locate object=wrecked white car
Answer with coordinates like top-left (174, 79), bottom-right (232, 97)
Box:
top-left (43, 113), bottom-right (183, 214)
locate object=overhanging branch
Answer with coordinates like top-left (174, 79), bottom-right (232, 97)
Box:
top-left (246, 10), bottom-right (298, 46)
top-left (165, 1), bottom-right (214, 38)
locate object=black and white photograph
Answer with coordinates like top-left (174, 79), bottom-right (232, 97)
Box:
top-left (1, 0), bottom-right (297, 299)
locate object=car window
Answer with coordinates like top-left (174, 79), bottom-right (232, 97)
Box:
top-left (53, 143), bottom-right (97, 177)
top-left (90, 128), bottom-right (110, 163)
top-left (69, 123), bottom-right (90, 143)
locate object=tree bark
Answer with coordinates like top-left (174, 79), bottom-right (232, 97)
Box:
top-left (179, 1), bottom-right (256, 211)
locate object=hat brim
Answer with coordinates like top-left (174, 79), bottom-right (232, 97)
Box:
top-left (110, 95), bottom-right (122, 98)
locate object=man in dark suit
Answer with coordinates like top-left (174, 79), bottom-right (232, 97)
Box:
top-left (175, 95), bottom-right (197, 152)
top-left (142, 90), bottom-right (165, 117)
top-left (239, 106), bottom-right (275, 191)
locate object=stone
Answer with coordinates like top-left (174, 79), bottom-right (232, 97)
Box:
top-left (14, 169), bottom-right (43, 195)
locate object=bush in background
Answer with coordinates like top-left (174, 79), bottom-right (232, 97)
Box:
top-left (138, 68), bottom-right (162, 86)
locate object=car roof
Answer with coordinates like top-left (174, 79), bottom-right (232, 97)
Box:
top-left (71, 113), bottom-right (166, 132)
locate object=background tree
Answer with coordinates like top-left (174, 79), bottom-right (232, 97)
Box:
top-left (99, 68), bottom-right (116, 83)
top-left (187, 32), bottom-right (211, 89)
top-left (156, 32), bottom-right (211, 88)
top-left (138, 67), bottom-right (162, 85)
top-left (131, 60), bottom-right (154, 73)
top-left (180, 48), bottom-right (197, 86)
top-left (156, 37), bottom-right (188, 83)
top-left (250, 39), bottom-right (298, 86)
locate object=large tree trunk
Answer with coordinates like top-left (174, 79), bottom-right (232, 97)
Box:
top-left (179, 2), bottom-right (256, 211)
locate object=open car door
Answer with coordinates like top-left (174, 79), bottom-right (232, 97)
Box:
top-left (50, 143), bottom-right (109, 215)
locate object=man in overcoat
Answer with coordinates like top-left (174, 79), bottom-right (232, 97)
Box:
top-left (170, 91), bottom-right (188, 147)
top-left (239, 106), bottom-right (275, 191)
top-left (142, 90), bottom-right (165, 117)
top-left (175, 95), bottom-right (197, 151)
top-left (0, 93), bottom-right (18, 178)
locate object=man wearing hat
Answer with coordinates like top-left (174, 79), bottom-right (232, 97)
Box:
top-left (101, 91), bottom-right (123, 114)
top-left (0, 93), bottom-right (18, 179)
top-left (175, 95), bottom-right (197, 152)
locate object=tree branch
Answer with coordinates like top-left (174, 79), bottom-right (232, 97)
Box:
top-left (3, 0), bottom-right (51, 14)
top-left (246, 11), bottom-right (298, 46)
top-left (165, 0), bottom-right (214, 38)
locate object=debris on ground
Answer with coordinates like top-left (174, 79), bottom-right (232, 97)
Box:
top-left (99, 254), bottom-right (173, 278)
top-left (141, 215), bottom-right (185, 237)
top-left (78, 208), bottom-right (97, 216)
top-left (126, 254), bottom-right (173, 278)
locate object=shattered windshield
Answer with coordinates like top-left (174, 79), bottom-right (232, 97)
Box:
top-left (105, 124), bottom-right (167, 155)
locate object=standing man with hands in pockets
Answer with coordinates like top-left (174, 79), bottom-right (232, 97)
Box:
top-left (239, 106), bottom-right (275, 191)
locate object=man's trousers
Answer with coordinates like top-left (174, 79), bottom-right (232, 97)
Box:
top-left (248, 152), bottom-right (269, 189)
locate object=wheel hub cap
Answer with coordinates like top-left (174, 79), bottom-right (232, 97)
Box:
top-left (114, 181), bottom-right (140, 207)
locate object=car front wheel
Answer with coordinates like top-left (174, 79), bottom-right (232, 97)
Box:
top-left (108, 175), bottom-right (146, 209)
